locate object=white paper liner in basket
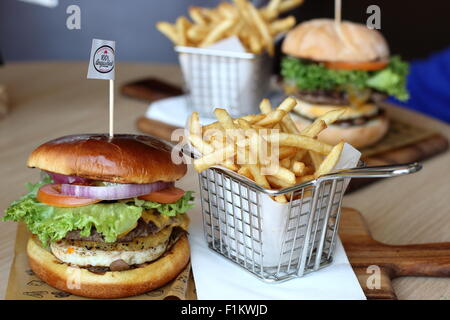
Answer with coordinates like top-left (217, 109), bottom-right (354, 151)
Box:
top-left (184, 120), bottom-right (361, 268)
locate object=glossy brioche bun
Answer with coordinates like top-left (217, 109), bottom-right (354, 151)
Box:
top-left (27, 235), bottom-right (190, 299)
top-left (282, 19), bottom-right (389, 62)
top-left (27, 134), bottom-right (187, 184)
top-left (292, 112), bottom-right (389, 148)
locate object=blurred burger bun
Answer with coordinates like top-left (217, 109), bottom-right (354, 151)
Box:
top-left (282, 19), bottom-right (392, 148)
top-left (282, 18), bottom-right (389, 62)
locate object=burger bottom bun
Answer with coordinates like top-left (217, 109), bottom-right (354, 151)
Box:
top-left (292, 114), bottom-right (389, 148)
top-left (27, 235), bottom-right (190, 299)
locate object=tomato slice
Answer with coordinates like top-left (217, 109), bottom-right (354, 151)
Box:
top-left (138, 186), bottom-right (185, 204)
top-left (37, 184), bottom-right (101, 207)
top-left (324, 60), bottom-right (389, 71)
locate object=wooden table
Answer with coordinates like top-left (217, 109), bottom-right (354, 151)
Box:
top-left (0, 62), bottom-right (449, 300)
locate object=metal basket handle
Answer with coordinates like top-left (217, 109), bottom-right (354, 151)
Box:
top-left (322, 162), bottom-right (422, 180)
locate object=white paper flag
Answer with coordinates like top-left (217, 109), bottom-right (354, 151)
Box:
top-left (87, 39), bottom-right (115, 80)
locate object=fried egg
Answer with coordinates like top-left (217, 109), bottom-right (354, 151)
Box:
top-left (50, 238), bottom-right (169, 267)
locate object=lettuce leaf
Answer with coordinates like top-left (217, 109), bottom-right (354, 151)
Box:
top-left (281, 57), bottom-right (370, 91)
top-left (128, 191), bottom-right (195, 217)
top-left (366, 56), bottom-right (409, 100)
top-left (281, 55), bottom-right (409, 101)
top-left (3, 184), bottom-right (142, 246)
top-left (3, 180), bottom-right (194, 247)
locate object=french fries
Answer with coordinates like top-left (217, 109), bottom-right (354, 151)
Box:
top-left (156, 0), bottom-right (303, 55)
top-left (269, 16), bottom-right (296, 35)
top-left (259, 98), bottom-right (272, 115)
top-left (189, 112), bottom-right (201, 136)
top-left (278, 0), bottom-right (304, 13)
top-left (255, 97), bottom-right (297, 126)
top-left (193, 143), bottom-right (236, 172)
top-left (247, 164), bottom-right (271, 189)
top-left (188, 97), bottom-right (346, 203)
top-left (246, 3), bottom-right (274, 56)
top-left (199, 19), bottom-right (235, 47)
top-left (187, 25), bottom-right (209, 43)
top-left (267, 133), bottom-right (333, 155)
top-left (309, 151), bottom-right (324, 170)
top-left (272, 166), bottom-right (296, 185)
top-left (175, 17), bottom-right (191, 46)
top-left (156, 22), bottom-right (178, 45)
top-left (291, 161), bottom-right (305, 176)
top-left (188, 6), bottom-right (207, 25)
top-left (188, 135), bottom-right (214, 155)
top-left (314, 142), bottom-right (344, 178)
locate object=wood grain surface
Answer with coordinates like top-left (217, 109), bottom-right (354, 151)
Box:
top-left (340, 208), bottom-right (450, 299)
top-left (0, 62), bottom-right (449, 300)
top-left (131, 77), bottom-right (448, 194)
top-left (121, 77), bottom-right (183, 102)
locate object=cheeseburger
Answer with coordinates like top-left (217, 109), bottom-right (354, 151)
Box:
top-left (281, 19), bottom-right (409, 148)
top-left (3, 134), bottom-right (194, 298)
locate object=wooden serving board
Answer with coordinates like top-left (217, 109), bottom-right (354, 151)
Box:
top-left (8, 206), bottom-right (448, 300)
top-left (121, 77), bottom-right (183, 102)
top-left (127, 77), bottom-right (449, 192)
top-left (339, 208), bottom-right (450, 300)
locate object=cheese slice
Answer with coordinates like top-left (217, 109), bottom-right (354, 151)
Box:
top-left (116, 209), bottom-right (190, 239)
top-left (141, 209), bottom-right (190, 232)
top-left (294, 100), bottom-right (379, 120)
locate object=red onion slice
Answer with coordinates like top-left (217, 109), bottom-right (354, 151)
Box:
top-left (60, 181), bottom-right (174, 200)
top-left (45, 171), bottom-right (91, 184)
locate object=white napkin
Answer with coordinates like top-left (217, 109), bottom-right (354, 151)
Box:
top-left (206, 36), bottom-right (247, 52)
top-left (177, 166), bottom-right (367, 300)
top-left (146, 95), bottom-right (216, 127)
top-left (145, 91), bottom-right (286, 127)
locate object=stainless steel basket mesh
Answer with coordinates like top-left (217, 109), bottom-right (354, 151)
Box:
top-left (176, 46), bottom-right (272, 118)
top-left (194, 162), bottom-right (421, 282)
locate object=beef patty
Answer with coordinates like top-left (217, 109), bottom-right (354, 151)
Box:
top-left (292, 89), bottom-right (387, 106)
top-left (64, 218), bottom-right (161, 243)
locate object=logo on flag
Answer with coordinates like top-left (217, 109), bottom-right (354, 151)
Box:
top-left (93, 46), bottom-right (114, 73)
top-left (87, 39), bottom-right (115, 80)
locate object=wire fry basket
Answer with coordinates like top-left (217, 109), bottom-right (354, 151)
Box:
top-left (175, 46), bottom-right (272, 118)
top-left (193, 161), bottom-right (421, 282)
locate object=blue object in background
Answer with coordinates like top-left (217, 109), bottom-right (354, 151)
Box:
top-left (389, 47), bottom-right (450, 123)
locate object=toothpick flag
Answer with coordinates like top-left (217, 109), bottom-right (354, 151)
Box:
top-left (335, 0), bottom-right (342, 25)
top-left (87, 39), bottom-right (116, 137)
top-left (87, 39), bottom-right (115, 80)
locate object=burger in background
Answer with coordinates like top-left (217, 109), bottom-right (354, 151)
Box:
top-left (3, 134), bottom-right (194, 299)
top-left (280, 19), bottom-right (409, 148)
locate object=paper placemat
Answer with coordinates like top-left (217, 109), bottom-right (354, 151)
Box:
top-left (5, 223), bottom-right (197, 300)
top-left (179, 167), bottom-right (366, 300)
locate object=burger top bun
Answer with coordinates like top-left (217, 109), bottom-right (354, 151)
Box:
top-left (282, 19), bottom-right (389, 62)
top-left (27, 134), bottom-right (187, 184)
